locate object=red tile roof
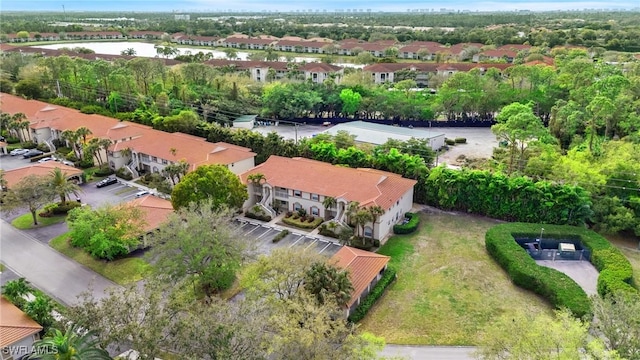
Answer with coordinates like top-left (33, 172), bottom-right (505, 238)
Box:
top-left (330, 246), bottom-right (390, 307)
top-left (225, 37), bottom-right (276, 45)
top-left (204, 59), bottom-right (289, 71)
top-left (480, 49), bottom-right (518, 58)
top-left (363, 62), bottom-right (439, 73)
top-left (240, 156), bottom-right (416, 210)
top-left (3, 162), bottom-right (83, 189)
top-left (1, 93), bottom-right (255, 172)
top-left (299, 62), bottom-right (343, 72)
top-left (125, 195), bottom-right (174, 232)
top-left (0, 297), bottom-right (43, 348)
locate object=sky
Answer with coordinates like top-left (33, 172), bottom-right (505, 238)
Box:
top-left (2, 0), bottom-right (638, 12)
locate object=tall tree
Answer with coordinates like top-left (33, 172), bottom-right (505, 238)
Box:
top-left (171, 164), bottom-right (247, 210)
top-left (148, 202), bottom-right (251, 295)
top-left (2, 175), bottom-right (55, 226)
top-left (591, 292), bottom-right (640, 359)
top-left (304, 262), bottom-right (353, 307)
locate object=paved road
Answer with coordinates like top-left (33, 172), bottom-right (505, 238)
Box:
top-left (381, 345), bottom-right (476, 359)
top-left (0, 219), bottom-right (117, 306)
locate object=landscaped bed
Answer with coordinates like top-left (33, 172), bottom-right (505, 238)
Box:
top-left (50, 232), bottom-right (150, 285)
top-left (11, 211), bottom-right (67, 229)
top-left (358, 213), bottom-right (552, 345)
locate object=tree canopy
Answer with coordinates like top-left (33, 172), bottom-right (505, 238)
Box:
top-left (171, 164), bottom-right (247, 210)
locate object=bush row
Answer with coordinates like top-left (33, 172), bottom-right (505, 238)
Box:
top-left (393, 212), bottom-right (420, 234)
top-left (272, 229), bottom-right (290, 243)
top-left (245, 212), bottom-right (272, 222)
top-left (485, 223), bottom-right (592, 318)
top-left (282, 215), bottom-right (323, 229)
top-left (424, 166), bottom-right (592, 225)
top-left (348, 268), bottom-right (397, 323)
top-left (40, 201), bottom-right (81, 217)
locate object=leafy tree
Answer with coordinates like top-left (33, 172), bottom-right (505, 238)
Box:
top-left (2, 175), bottom-right (56, 226)
top-left (304, 262), bottom-right (353, 307)
top-left (67, 204), bottom-right (146, 260)
top-left (223, 48), bottom-right (238, 60)
top-left (591, 292), bottom-right (640, 359)
top-left (29, 324), bottom-right (111, 360)
top-left (492, 102), bottom-right (547, 174)
top-left (148, 202), bottom-right (250, 294)
top-left (476, 309), bottom-right (620, 360)
top-left (241, 247), bottom-right (326, 301)
top-left (1, 278), bottom-right (32, 308)
top-left (121, 48), bottom-right (136, 56)
top-left (171, 164), bottom-right (247, 210)
top-left (15, 79), bottom-right (43, 99)
top-left (352, 209), bottom-right (374, 241)
top-left (339, 88), bottom-right (362, 116)
top-left (23, 295), bottom-right (54, 332)
top-left (49, 168), bottom-right (80, 205)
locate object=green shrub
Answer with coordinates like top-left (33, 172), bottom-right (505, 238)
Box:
top-left (66, 152), bottom-right (79, 162)
top-left (78, 158), bottom-right (95, 169)
top-left (393, 212), bottom-right (420, 234)
top-left (485, 223), bottom-right (637, 318)
top-left (245, 212), bottom-right (272, 222)
top-left (52, 201), bottom-right (81, 215)
top-left (94, 166), bottom-right (114, 177)
top-left (282, 215), bottom-right (323, 229)
top-left (22, 141), bottom-right (37, 149)
top-left (5, 136), bottom-right (21, 144)
top-left (454, 137), bottom-right (467, 144)
top-left (350, 237), bottom-right (377, 251)
top-left (348, 268), bottom-right (396, 323)
top-left (273, 229), bottom-right (290, 243)
top-left (445, 138), bottom-right (456, 146)
top-left (29, 153), bottom-right (53, 162)
top-left (80, 105), bottom-right (112, 116)
top-left (116, 167), bottom-right (133, 180)
top-left (36, 143), bottom-right (50, 152)
top-left (55, 146), bottom-right (72, 156)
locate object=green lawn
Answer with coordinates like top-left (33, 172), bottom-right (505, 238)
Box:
top-left (11, 212), bottom-right (67, 229)
top-left (50, 233), bottom-right (150, 285)
top-left (359, 212), bottom-right (552, 345)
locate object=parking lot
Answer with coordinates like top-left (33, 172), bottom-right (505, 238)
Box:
top-left (1, 153), bottom-right (152, 209)
top-left (236, 219), bottom-right (343, 257)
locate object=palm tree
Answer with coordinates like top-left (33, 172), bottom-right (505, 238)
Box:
top-left (0, 112), bottom-right (12, 134)
top-left (95, 138), bottom-right (112, 166)
top-left (367, 205), bottom-right (386, 239)
top-left (75, 127), bottom-right (92, 146)
top-left (352, 209), bottom-right (373, 244)
top-left (49, 168), bottom-right (81, 205)
top-left (1, 278), bottom-right (31, 308)
top-left (345, 201), bottom-right (360, 224)
top-left (322, 196), bottom-right (337, 220)
top-left (61, 129), bottom-right (81, 160)
top-left (11, 113), bottom-right (29, 142)
top-left (29, 324), bottom-right (111, 360)
top-left (247, 173), bottom-right (266, 202)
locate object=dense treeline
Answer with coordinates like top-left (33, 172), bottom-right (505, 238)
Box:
top-left (1, 11), bottom-right (640, 51)
top-left (1, 46), bottom-right (639, 237)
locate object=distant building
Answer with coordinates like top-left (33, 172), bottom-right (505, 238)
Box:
top-left (322, 121), bottom-right (445, 151)
top-left (174, 14), bottom-right (190, 21)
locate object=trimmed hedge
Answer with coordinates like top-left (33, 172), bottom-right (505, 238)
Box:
top-left (454, 137), bottom-right (467, 144)
top-left (393, 212), bottom-right (420, 234)
top-left (486, 223), bottom-right (637, 318)
top-left (282, 215), bottom-right (323, 229)
top-left (273, 229), bottom-right (290, 243)
top-left (348, 268), bottom-right (397, 323)
top-left (444, 138), bottom-right (456, 146)
top-left (245, 212), bottom-right (272, 222)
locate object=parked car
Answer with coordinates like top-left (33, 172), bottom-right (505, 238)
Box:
top-left (135, 190), bottom-right (150, 198)
top-left (22, 150), bottom-right (44, 159)
top-left (96, 177), bottom-right (118, 188)
top-left (37, 157), bottom-right (54, 163)
top-left (10, 148), bottom-right (29, 156)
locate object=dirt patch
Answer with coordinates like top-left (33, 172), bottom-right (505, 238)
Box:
top-left (435, 127), bottom-right (498, 166)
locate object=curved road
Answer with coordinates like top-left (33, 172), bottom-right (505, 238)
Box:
top-left (0, 219), bottom-right (117, 306)
top-left (0, 219), bottom-right (477, 359)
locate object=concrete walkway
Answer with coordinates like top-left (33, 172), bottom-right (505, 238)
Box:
top-left (0, 219), bottom-right (118, 306)
top-left (380, 345), bottom-right (476, 359)
top-left (536, 260), bottom-right (599, 295)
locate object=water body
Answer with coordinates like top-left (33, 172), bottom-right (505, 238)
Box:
top-left (31, 41), bottom-right (362, 68)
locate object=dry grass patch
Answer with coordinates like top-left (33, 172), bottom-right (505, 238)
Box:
top-left (359, 212), bottom-right (552, 345)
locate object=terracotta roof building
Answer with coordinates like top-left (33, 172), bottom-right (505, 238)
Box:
top-left (330, 246), bottom-right (391, 315)
top-left (0, 297), bottom-right (43, 359)
top-left (3, 162), bottom-right (83, 189)
top-left (0, 93), bottom-right (256, 180)
top-left (240, 156), bottom-right (416, 240)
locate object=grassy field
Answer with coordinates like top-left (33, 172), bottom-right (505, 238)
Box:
top-left (50, 232), bottom-right (150, 285)
top-left (359, 212), bottom-right (552, 345)
top-left (11, 212), bottom-right (67, 229)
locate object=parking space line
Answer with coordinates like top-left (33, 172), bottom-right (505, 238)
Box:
top-left (289, 235), bottom-right (304, 247)
top-left (255, 229), bottom-right (275, 240)
top-left (243, 225), bottom-right (261, 236)
top-left (318, 242), bottom-right (332, 254)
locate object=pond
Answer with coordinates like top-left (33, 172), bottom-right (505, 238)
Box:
top-left (30, 41), bottom-right (363, 68)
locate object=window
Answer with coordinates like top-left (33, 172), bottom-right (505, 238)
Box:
top-left (293, 190), bottom-right (302, 197)
top-left (364, 226), bottom-right (373, 238)
top-left (162, 159), bottom-right (168, 165)
top-left (311, 194), bottom-right (319, 201)
top-left (151, 156), bottom-right (158, 162)
top-left (310, 206), bottom-right (319, 216)
top-left (293, 203), bottom-right (302, 211)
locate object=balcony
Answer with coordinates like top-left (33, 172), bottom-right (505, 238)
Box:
top-left (274, 190), bottom-right (289, 199)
